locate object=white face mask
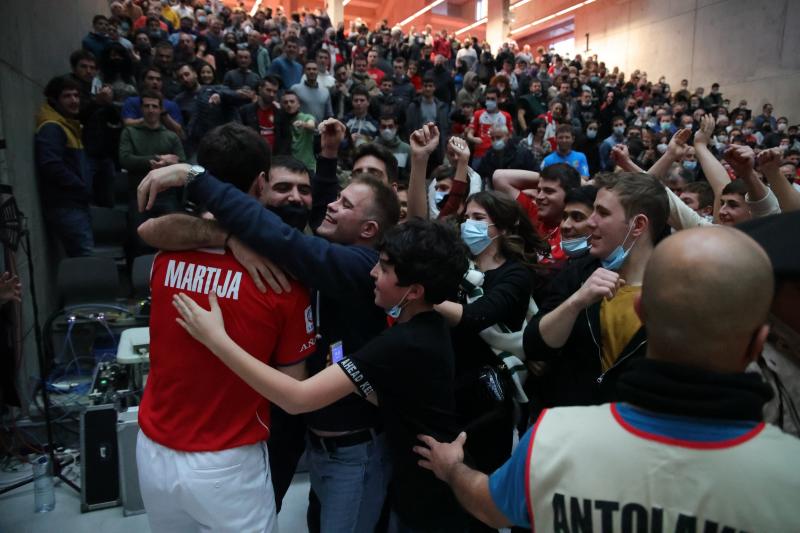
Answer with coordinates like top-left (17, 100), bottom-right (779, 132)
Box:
top-left (656, 143), bottom-right (668, 154)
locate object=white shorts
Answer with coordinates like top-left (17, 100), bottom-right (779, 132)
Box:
top-left (136, 430), bottom-right (277, 533)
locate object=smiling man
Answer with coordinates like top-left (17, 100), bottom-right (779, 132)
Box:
top-left (35, 75), bottom-right (94, 257)
top-left (523, 172), bottom-right (669, 406)
top-left (136, 146), bottom-right (400, 532)
top-left (493, 163), bottom-right (582, 266)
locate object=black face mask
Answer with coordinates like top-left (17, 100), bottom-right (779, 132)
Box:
top-left (267, 203), bottom-right (310, 231)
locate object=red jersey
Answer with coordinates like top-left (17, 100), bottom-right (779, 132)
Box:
top-left (471, 109), bottom-right (513, 158)
top-left (516, 192), bottom-right (566, 263)
top-left (139, 249), bottom-right (316, 452)
top-left (367, 67), bottom-right (385, 85)
top-left (256, 103), bottom-right (278, 150)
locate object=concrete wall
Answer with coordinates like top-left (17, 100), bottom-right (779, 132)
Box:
top-left (0, 0), bottom-right (110, 409)
top-left (513, 0), bottom-right (800, 122)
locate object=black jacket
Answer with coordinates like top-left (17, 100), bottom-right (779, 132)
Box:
top-left (523, 255), bottom-right (647, 407)
top-left (477, 140), bottom-right (537, 186)
top-left (404, 97), bottom-right (450, 158)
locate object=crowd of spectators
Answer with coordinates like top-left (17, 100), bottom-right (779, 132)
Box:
top-left (27, 1), bottom-right (800, 532)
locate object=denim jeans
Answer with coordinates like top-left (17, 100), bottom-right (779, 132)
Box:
top-left (45, 207), bottom-right (94, 257)
top-left (307, 432), bottom-right (391, 533)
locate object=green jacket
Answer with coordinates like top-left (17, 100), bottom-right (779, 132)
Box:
top-left (119, 123), bottom-right (185, 182)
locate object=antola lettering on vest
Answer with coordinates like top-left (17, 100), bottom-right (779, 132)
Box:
top-left (551, 493), bottom-right (741, 533)
top-left (164, 259), bottom-right (242, 300)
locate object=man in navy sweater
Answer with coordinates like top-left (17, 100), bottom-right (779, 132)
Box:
top-left (136, 124), bottom-right (400, 532)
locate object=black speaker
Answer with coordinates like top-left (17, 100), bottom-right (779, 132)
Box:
top-left (80, 404), bottom-right (121, 512)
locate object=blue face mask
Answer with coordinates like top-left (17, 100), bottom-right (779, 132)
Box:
top-left (386, 287), bottom-right (411, 319)
top-left (601, 219), bottom-right (639, 271)
top-left (461, 219), bottom-right (496, 255)
top-left (561, 235), bottom-right (591, 258)
top-left (682, 160), bottom-right (697, 170)
top-left (434, 190), bottom-right (448, 207)
top-left (485, 99), bottom-right (498, 112)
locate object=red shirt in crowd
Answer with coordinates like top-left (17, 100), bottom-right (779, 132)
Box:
top-left (139, 249), bottom-right (316, 452)
top-left (515, 192), bottom-right (566, 264)
top-left (256, 103), bottom-right (279, 150)
top-left (471, 108), bottom-right (513, 158)
top-left (367, 67), bottom-right (385, 85)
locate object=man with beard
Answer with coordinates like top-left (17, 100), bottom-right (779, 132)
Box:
top-left (291, 61), bottom-right (333, 124)
top-left (174, 32), bottom-right (208, 75)
top-left (136, 124), bottom-right (316, 533)
top-left (240, 76), bottom-right (282, 152)
top-left (136, 121), bottom-right (401, 532)
top-left (122, 66), bottom-right (184, 138)
top-left (274, 90), bottom-right (316, 172)
top-left (35, 76), bottom-right (94, 256)
top-left (68, 49), bottom-right (116, 207)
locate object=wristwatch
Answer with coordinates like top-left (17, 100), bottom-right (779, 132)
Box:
top-left (185, 164), bottom-right (205, 186)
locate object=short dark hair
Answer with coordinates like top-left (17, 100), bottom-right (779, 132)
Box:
top-left (198, 123), bottom-right (271, 193)
top-left (564, 185), bottom-right (598, 210)
top-left (92, 15), bottom-right (108, 25)
top-left (484, 86), bottom-right (500, 98)
top-left (141, 65), bottom-right (163, 79)
top-left (351, 174), bottom-right (400, 240)
top-left (378, 218), bottom-right (469, 304)
top-left (269, 155), bottom-right (309, 180)
top-left (43, 75), bottom-right (81, 100)
top-left (350, 85), bottom-right (370, 100)
top-left (282, 89), bottom-right (298, 100)
top-left (258, 75), bottom-right (281, 89)
top-left (555, 124), bottom-right (574, 136)
top-left (354, 142), bottom-right (399, 183)
top-left (176, 62), bottom-right (196, 73)
top-left (140, 90), bottom-right (163, 107)
top-left (594, 172), bottom-right (669, 241)
top-left (69, 49), bottom-right (96, 69)
top-left (722, 179), bottom-right (748, 197)
top-left (540, 163), bottom-right (581, 193)
top-left (431, 164), bottom-right (456, 183)
top-left (683, 181), bottom-right (713, 209)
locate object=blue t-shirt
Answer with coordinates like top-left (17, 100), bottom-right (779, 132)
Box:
top-left (541, 150), bottom-right (590, 177)
top-left (121, 97), bottom-right (183, 125)
top-left (488, 425), bottom-right (533, 528)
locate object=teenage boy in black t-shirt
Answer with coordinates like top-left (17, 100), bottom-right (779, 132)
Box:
top-left (173, 218), bottom-right (470, 531)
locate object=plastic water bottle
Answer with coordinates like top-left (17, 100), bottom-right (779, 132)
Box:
top-left (33, 455), bottom-right (55, 513)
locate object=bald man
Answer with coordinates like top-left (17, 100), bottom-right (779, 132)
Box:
top-left (415, 226), bottom-right (800, 531)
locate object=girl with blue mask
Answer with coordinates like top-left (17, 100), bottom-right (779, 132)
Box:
top-left (435, 192), bottom-right (549, 484)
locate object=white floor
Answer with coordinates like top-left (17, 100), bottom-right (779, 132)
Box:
top-left (0, 468), bottom-right (311, 533)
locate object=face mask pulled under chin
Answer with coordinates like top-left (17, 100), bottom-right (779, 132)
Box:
top-left (267, 203), bottom-right (310, 231)
top-left (386, 287), bottom-right (412, 319)
top-left (561, 235), bottom-right (591, 258)
top-left (601, 219), bottom-right (639, 271)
